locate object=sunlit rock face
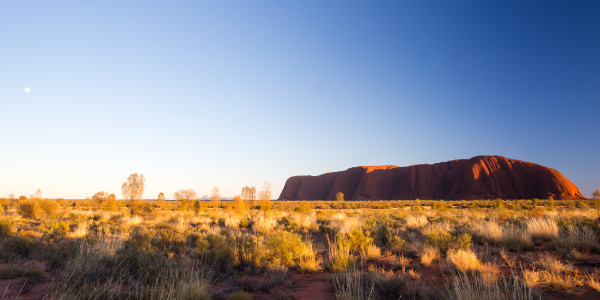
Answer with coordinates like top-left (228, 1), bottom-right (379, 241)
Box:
top-left (278, 156), bottom-right (585, 200)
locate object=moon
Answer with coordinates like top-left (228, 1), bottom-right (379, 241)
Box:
top-left (24, 87), bottom-right (31, 93)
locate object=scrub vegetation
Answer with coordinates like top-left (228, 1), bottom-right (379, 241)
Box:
top-left (0, 195), bottom-right (599, 299)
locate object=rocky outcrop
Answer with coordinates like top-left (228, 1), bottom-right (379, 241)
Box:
top-left (278, 156), bottom-right (585, 200)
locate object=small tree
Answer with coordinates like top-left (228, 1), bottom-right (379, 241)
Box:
top-left (233, 195), bottom-right (247, 215)
top-left (122, 173), bottom-right (145, 203)
top-left (241, 186), bottom-right (256, 209)
top-left (92, 191), bottom-right (109, 205)
top-left (8, 193), bottom-right (15, 200)
top-left (211, 187), bottom-right (220, 211)
top-left (336, 192), bottom-right (344, 202)
top-left (258, 181), bottom-right (272, 212)
top-left (196, 199), bottom-right (205, 215)
top-left (495, 198), bottom-right (503, 209)
top-left (106, 193), bottom-right (117, 211)
top-left (157, 192), bottom-right (165, 206)
top-left (593, 189), bottom-right (600, 215)
top-left (174, 189), bottom-right (197, 211)
top-left (547, 196), bottom-right (555, 211)
top-left (33, 189), bottom-right (42, 200)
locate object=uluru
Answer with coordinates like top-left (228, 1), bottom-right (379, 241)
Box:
top-left (278, 155), bottom-right (585, 200)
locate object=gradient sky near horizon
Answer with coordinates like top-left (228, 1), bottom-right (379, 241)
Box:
top-left (1, 1), bottom-right (599, 199)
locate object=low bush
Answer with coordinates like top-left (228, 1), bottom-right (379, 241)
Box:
top-left (18, 200), bottom-right (44, 219)
top-left (554, 225), bottom-right (598, 253)
top-left (3, 236), bottom-right (34, 257)
top-left (0, 217), bottom-right (13, 237)
top-left (326, 236), bottom-right (356, 272)
top-left (0, 262), bottom-right (43, 281)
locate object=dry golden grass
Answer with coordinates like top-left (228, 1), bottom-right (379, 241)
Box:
top-left (68, 221), bottom-right (88, 238)
top-left (570, 248), bottom-right (590, 260)
top-left (555, 225), bottom-right (597, 252)
top-left (472, 220), bottom-right (503, 244)
top-left (536, 254), bottom-right (575, 273)
top-left (446, 249), bottom-right (482, 273)
top-left (420, 246), bottom-right (440, 267)
top-left (2, 198), bottom-right (599, 298)
top-left (530, 254), bottom-right (584, 291)
top-left (365, 244), bottom-right (381, 260)
top-left (252, 213), bottom-right (277, 233)
top-left (499, 249), bottom-right (516, 268)
top-left (445, 269), bottom-right (535, 300)
top-left (586, 271), bottom-right (600, 292)
top-left (406, 215), bottom-right (428, 230)
top-left (526, 218), bottom-right (559, 241)
top-left (522, 269), bottom-right (540, 288)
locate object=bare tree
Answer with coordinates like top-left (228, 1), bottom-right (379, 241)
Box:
top-left (92, 191), bottom-right (109, 204)
top-left (258, 181), bottom-right (271, 202)
top-left (122, 173), bottom-right (145, 202)
top-left (241, 186), bottom-right (256, 209)
top-left (174, 189), bottom-right (197, 211)
top-left (33, 189), bottom-right (42, 200)
top-left (258, 181), bottom-right (272, 212)
top-left (174, 189), bottom-right (197, 201)
top-left (241, 186), bottom-right (256, 202)
top-left (157, 192), bottom-right (165, 206)
top-left (211, 187), bottom-right (220, 211)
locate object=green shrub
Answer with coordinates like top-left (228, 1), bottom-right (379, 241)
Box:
top-left (239, 218), bottom-right (253, 229)
top-left (196, 233), bottom-right (235, 272)
top-left (279, 217), bottom-right (301, 232)
top-left (374, 224), bottom-right (391, 247)
top-left (576, 201), bottom-right (589, 209)
top-left (233, 232), bottom-right (260, 267)
top-left (425, 229), bottom-right (453, 252)
top-left (68, 213), bottom-right (88, 227)
top-left (294, 203), bottom-right (311, 213)
top-left (40, 199), bottom-right (59, 217)
top-left (454, 233), bottom-right (472, 251)
top-left (0, 218), bottom-right (13, 237)
top-left (18, 200), bottom-right (44, 219)
top-left (326, 236), bottom-right (356, 272)
top-left (3, 236), bottom-right (33, 257)
top-left (495, 198), bottom-right (503, 209)
top-left (116, 248), bottom-right (163, 283)
top-left (347, 229), bottom-right (373, 256)
top-left (0, 263), bottom-right (43, 281)
top-left (43, 220), bottom-right (69, 236)
top-left (547, 196), bottom-right (555, 211)
top-left (264, 230), bottom-right (313, 268)
top-left (127, 226), bottom-right (153, 251)
top-left (389, 236), bottom-right (406, 253)
top-left (152, 223), bottom-right (186, 255)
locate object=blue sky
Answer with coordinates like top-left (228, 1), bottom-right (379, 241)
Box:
top-left (1, 1), bottom-right (598, 199)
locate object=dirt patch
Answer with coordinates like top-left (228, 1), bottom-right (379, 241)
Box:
top-left (0, 262), bottom-right (54, 300)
